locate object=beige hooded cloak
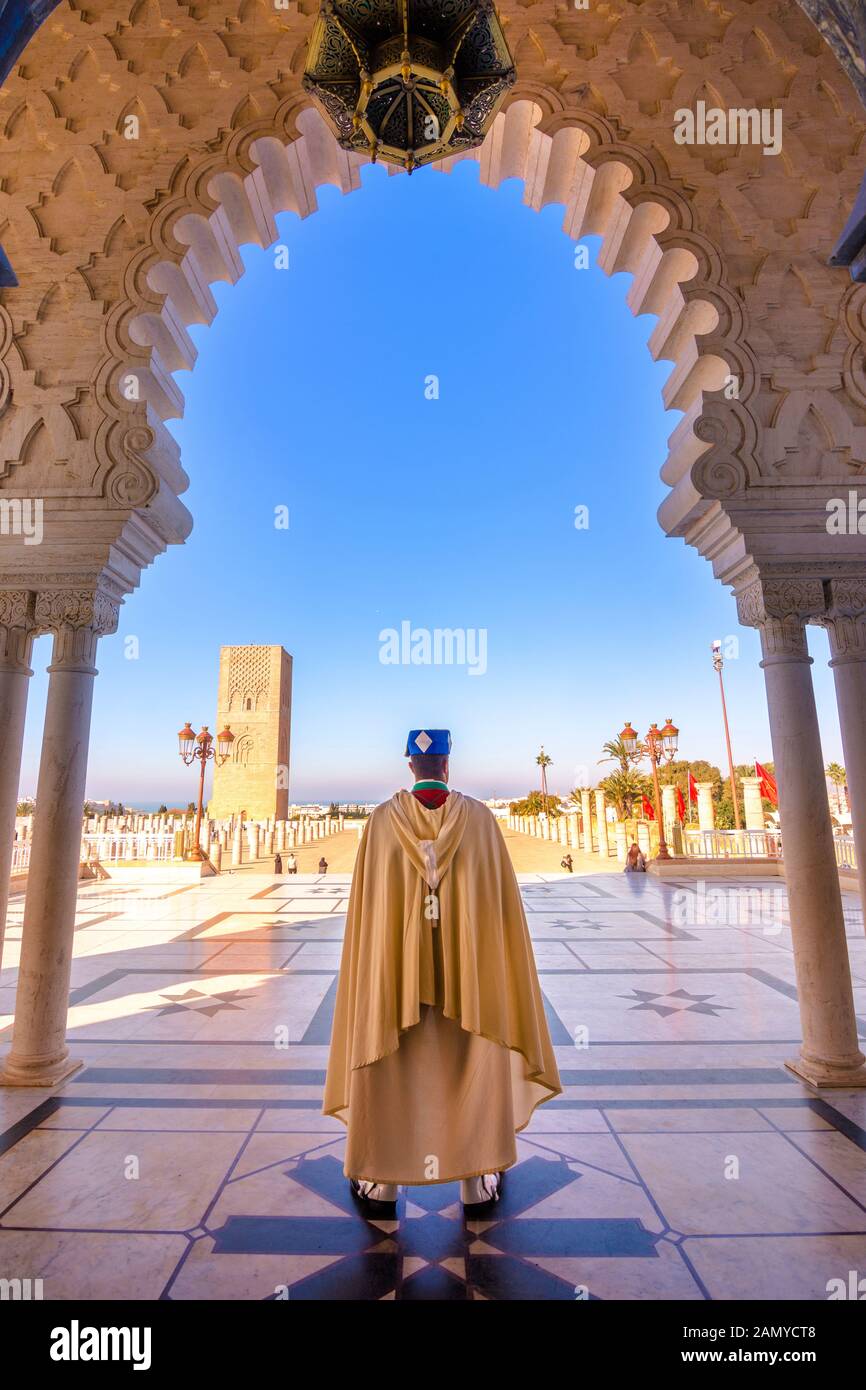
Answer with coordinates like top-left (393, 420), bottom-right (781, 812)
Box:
top-left (323, 789), bottom-right (562, 1184)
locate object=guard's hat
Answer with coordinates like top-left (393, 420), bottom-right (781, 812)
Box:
top-left (405, 729), bottom-right (452, 758)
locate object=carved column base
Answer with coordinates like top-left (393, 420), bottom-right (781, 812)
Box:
top-left (0, 1049), bottom-right (83, 1088)
top-left (785, 1054), bottom-right (866, 1090)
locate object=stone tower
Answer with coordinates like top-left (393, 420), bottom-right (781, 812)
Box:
top-left (209, 646), bottom-right (292, 821)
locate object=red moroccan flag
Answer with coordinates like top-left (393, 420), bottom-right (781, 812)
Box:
top-left (688, 771), bottom-right (698, 803)
top-left (755, 761), bottom-right (778, 806)
top-left (641, 793), bottom-right (655, 820)
top-left (676, 785), bottom-right (686, 821)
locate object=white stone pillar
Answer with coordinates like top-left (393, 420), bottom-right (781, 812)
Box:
top-left (743, 588), bottom-right (866, 1087)
top-left (661, 784), bottom-right (677, 841)
top-left (615, 822), bottom-right (628, 863)
top-left (211, 841), bottom-right (222, 872)
top-left (580, 790), bottom-right (593, 852)
top-left (696, 782), bottom-right (715, 831)
top-left (567, 812), bottom-right (579, 849)
top-left (824, 607), bottom-right (866, 922)
top-left (232, 828), bottom-right (243, 866)
top-left (594, 790), bottom-right (609, 856)
top-left (740, 776), bottom-right (765, 832)
top-left (0, 601), bottom-right (34, 966)
top-left (2, 595), bottom-right (116, 1087)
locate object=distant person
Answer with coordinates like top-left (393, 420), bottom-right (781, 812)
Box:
top-left (274, 852), bottom-right (283, 874)
top-left (318, 856), bottom-right (329, 875)
top-left (560, 853), bottom-right (573, 873)
top-left (286, 852), bottom-right (298, 875)
top-left (323, 728), bottom-right (561, 1216)
top-left (624, 841), bottom-right (647, 873)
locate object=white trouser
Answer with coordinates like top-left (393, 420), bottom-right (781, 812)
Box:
top-left (359, 1175), bottom-right (498, 1204)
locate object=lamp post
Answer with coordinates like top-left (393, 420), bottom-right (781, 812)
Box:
top-left (177, 722), bottom-right (234, 861)
top-left (620, 718), bottom-right (679, 860)
top-left (711, 641), bottom-right (741, 830)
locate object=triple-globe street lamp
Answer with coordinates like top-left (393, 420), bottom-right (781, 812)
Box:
top-left (177, 722), bottom-right (234, 861)
top-left (619, 718), bottom-right (679, 861)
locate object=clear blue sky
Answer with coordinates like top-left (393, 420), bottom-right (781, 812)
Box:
top-left (19, 161), bottom-right (844, 806)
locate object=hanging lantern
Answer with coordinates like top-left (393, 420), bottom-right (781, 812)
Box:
top-left (303, 1), bottom-right (516, 173)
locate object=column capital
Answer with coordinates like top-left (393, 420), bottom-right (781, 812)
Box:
top-left (35, 588), bottom-right (120, 673)
top-left (735, 577), bottom-right (818, 663)
top-left (34, 587), bottom-right (120, 638)
top-left (0, 589), bottom-right (36, 674)
top-left (814, 578), bottom-right (866, 664)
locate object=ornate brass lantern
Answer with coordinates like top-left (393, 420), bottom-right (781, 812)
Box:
top-left (303, 0), bottom-right (516, 173)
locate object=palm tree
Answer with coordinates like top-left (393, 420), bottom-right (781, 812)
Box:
top-left (826, 762), bottom-right (848, 816)
top-left (599, 736), bottom-right (632, 776)
top-left (599, 768), bottom-right (650, 820)
top-left (536, 747), bottom-right (553, 818)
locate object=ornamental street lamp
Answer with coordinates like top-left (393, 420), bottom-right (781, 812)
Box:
top-left (177, 722), bottom-right (234, 861)
top-left (303, 0), bottom-right (516, 174)
top-left (620, 717), bottom-right (679, 861)
top-left (711, 640), bottom-right (742, 830)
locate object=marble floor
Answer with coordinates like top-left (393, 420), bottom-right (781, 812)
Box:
top-left (0, 869), bottom-right (865, 1301)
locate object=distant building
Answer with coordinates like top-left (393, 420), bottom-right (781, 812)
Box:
top-left (209, 645), bottom-right (292, 822)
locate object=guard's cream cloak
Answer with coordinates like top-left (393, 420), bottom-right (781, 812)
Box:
top-left (323, 789), bottom-right (562, 1182)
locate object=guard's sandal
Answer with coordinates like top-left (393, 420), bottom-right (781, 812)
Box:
top-left (349, 1178), bottom-right (398, 1216)
top-left (461, 1171), bottom-right (504, 1217)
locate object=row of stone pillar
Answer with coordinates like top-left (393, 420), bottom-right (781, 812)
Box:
top-left (507, 788), bottom-right (615, 858)
top-left (1, 575), bottom-right (865, 1093)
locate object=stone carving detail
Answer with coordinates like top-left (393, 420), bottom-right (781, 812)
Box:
top-left (736, 575), bottom-right (827, 656)
top-left (824, 614), bottom-right (866, 660)
top-left (0, 589), bottom-right (33, 629)
top-left (34, 589), bottom-right (120, 638)
top-left (103, 427), bottom-right (159, 508)
top-left (228, 645), bottom-right (271, 713)
top-left (815, 576), bottom-right (866, 660)
top-left (0, 589), bottom-right (36, 671)
top-left (1, 0), bottom-right (865, 606)
top-left (690, 406), bottom-right (758, 499)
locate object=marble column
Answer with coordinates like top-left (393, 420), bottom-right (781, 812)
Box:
top-left (743, 587), bottom-right (866, 1087)
top-left (824, 607), bottom-right (866, 922)
top-left (661, 785), bottom-right (677, 841)
top-left (580, 790), bottom-right (593, 852)
top-left (594, 790), bottom-right (609, 857)
top-left (0, 595), bottom-right (35, 968)
top-left (615, 822), bottom-right (628, 863)
top-left (741, 777), bottom-right (765, 831)
top-left (696, 782), bottom-right (715, 831)
top-left (2, 593), bottom-right (117, 1087)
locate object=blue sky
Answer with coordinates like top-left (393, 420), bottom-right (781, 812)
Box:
top-left (20, 160), bottom-right (844, 805)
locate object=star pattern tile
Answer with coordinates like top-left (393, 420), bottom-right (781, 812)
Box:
top-left (618, 988), bottom-right (735, 1018)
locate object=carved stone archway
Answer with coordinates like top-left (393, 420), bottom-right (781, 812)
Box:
top-left (2, 0), bottom-right (866, 1090)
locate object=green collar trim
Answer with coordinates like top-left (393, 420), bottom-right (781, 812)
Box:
top-left (413, 779), bottom-right (449, 791)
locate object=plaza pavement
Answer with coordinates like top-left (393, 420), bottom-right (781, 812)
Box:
top-left (234, 822), bottom-right (621, 877)
top-left (0, 867), bottom-right (865, 1301)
